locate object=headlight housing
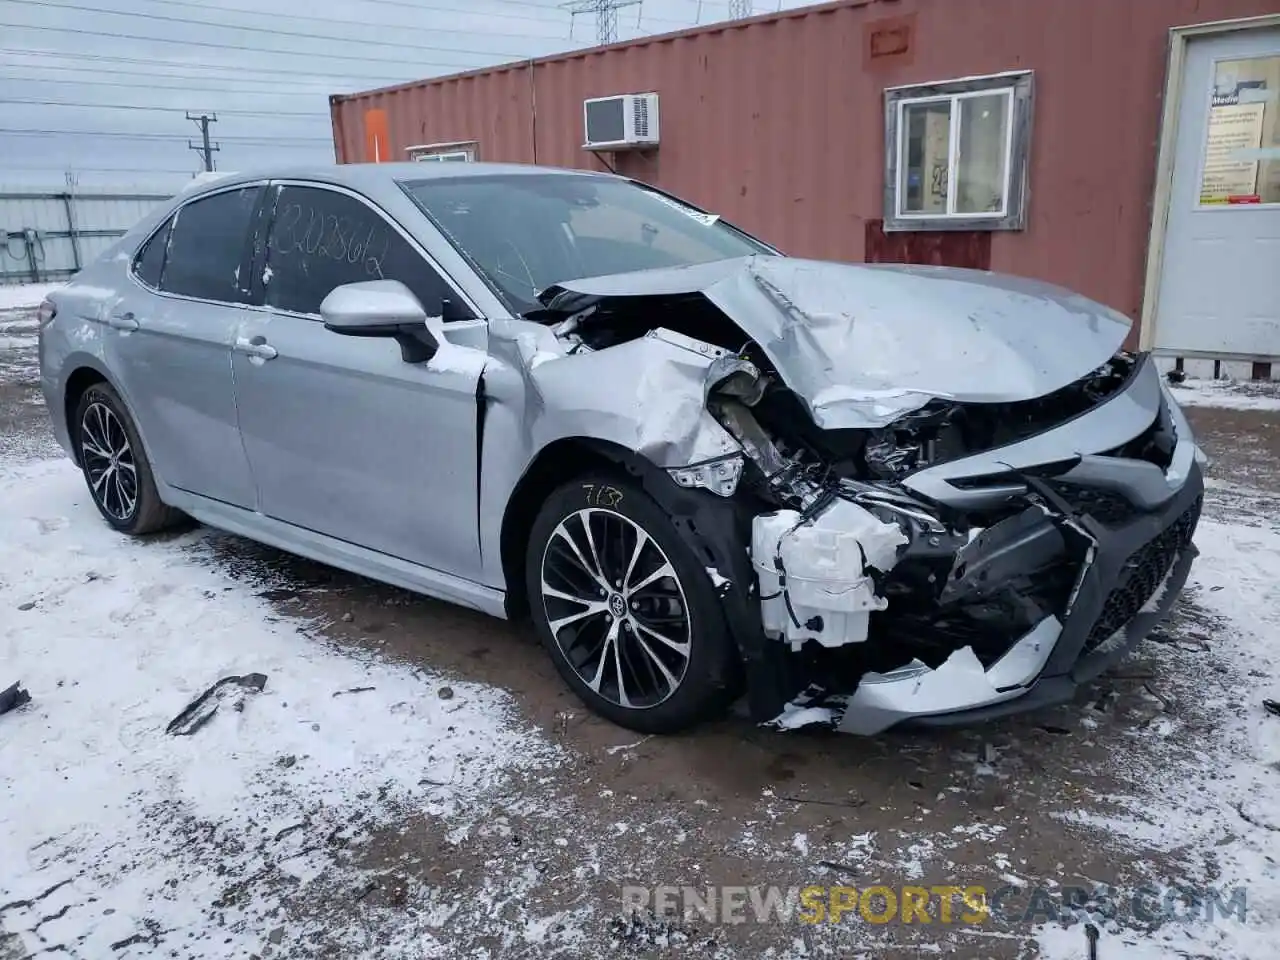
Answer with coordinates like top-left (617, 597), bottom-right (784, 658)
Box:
top-left (667, 453), bottom-right (744, 497)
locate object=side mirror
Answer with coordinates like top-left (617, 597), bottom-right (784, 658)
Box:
top-left (321, 280), bottom-right (438, 363)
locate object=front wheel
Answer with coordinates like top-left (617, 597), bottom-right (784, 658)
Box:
top-left (525, 473), bottom-right (740, 734)
top-left (73, 382), bottom-right (185, 535)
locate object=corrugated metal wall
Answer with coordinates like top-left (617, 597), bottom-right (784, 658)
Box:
top-left (0, 188), bottom-right (171, 285)
top-left (330, 0), bottom-right (1277, 335)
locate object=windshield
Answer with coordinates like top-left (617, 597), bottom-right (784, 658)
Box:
top-left (401, 173), bottom-right (773, 314)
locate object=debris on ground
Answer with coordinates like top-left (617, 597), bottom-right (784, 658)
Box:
top-left (0, 681), bottom-right (31, 716)
top-left (1263, 698), bottom-right (1280, 718)
top-left (1085, 922), bottom-right (1100, 960)
top-left (165, 673), bottom-right (268, 736)
top-left (607, 910), bottom-right (691, 949)
top-left (766, 685), bottom-right (838, 731)
top-left (332, 685), bottom-right (375, 698)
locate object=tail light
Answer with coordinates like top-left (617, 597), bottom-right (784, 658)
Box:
top-left (36, 299), bottom-right (57, 328)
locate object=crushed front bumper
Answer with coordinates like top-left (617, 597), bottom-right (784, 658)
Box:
top-left (834, 460), bottom-right (1204, 734)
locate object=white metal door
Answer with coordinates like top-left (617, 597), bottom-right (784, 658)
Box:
top-left (1155, 27), bottom-right (1280, 358)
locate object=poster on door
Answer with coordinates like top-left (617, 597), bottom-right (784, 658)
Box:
top-left (1199, 83), bottom-right (1266, 205)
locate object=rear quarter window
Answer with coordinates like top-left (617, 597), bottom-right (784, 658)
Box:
top-left (132, 217), bottom-right (172, 289)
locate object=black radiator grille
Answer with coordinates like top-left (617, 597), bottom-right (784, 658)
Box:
top-left (1048, 481), bottom-right (1139, 527)
top-left (1081, 494), bottom-right (1202, 656)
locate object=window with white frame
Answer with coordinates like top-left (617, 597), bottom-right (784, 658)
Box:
top-left (406, 140), bottom-right (479, 163)
top-left (414, 151), bottom-right (472, 163)
top-left (883, 71), bottom-right (1034, 232)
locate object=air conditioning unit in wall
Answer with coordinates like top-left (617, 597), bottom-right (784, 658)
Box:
top-left (583, 93), bottom-right (660, 151)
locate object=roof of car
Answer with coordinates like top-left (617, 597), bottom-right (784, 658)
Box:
top-left (180, 161), bottom-right (610, 200)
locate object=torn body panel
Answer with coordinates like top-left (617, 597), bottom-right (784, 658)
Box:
top-left (476, 317), bottom-right (744, 590)
top-left (482, 263), bottom-right (1202, 738)
top-left (688, 334), bottom-right (1203, 735)
top-left (750, 452), bottom-right (1202, 735)
top-left (540, 256), bottom-right (1133, 429)
top-left (838, 616), bottom-right (1063, 736)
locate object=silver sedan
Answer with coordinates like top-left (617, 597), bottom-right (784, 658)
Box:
top-left (38, 162), bottom-right (1205, 736)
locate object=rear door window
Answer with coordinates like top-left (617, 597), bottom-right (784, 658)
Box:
top-left (160, 186), bottom-right (263, 303)
top-left (260, 184), bottom-right (464, 318)
top-left (133, 217), bottom-right (172, 289)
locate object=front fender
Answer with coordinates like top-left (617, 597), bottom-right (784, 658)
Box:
top-left (477, 318), bottom-right (743, 589)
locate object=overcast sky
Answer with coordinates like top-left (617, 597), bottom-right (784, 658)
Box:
top-left (0, 0), bottom-right (806, 189)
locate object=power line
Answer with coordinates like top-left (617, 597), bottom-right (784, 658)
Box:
top-left (0, 98), bottom-right (327, 119)
top-left (0, 48), bottom-right (415, 85)
top-left (3, 164), bottom-right (200, 173)
top-left (1, 0), bottom-right (564, 62)
top-left (1, 74), bottom-right (342, 96)
top-left (62, 0), bottom-right (581, 44)
top-left (0, 128), bottom-right (333, 143)
top-left (323, 0), bottom-right (701, 25)
top-left (0, 22), bottom-right (522, 69)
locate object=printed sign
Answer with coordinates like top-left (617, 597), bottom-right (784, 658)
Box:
top-left (1199, 101), bottom-right (1266, 204)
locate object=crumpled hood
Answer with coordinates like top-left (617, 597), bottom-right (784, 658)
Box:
top-left (538, 255), bottom-right (1133, 429)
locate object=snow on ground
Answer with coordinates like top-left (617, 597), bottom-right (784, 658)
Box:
top-left (0, 283), bottom-right (61, 313)
top-left (0, 286), bottom-right (60, 357)
top-left (0, 459), bottom-right (559, 959)
top-left (1170, 378), bottom-right (1280, 412)
top-left (1036, 517), bottom-right (1280, 960)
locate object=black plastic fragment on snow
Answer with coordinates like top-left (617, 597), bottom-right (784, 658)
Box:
top-left (0, 681), bottom-right (31, 717)
top-left (166, 673), bottom-right (268, 736)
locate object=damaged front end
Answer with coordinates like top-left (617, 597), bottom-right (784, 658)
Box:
top-left (527, 257), bottom-right (1205, 735)
top-left (716, 350), bottom-right (1202, 736)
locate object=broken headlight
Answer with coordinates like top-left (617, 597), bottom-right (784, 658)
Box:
top-left (667, 453), bottom-right (745, 497)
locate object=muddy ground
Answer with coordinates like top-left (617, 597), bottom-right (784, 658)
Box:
top-left (3, 299), bottom-right (1277, 959)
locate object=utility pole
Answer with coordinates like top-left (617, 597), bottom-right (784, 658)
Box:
top-left (562, 0), bottom-right (639, 45)
top-left (186, 112), bottom-right (220, 172)
top-left (728, 0), bottom-right (753, 17)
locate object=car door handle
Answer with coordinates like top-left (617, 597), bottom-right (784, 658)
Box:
top-left (107, 311), bottom-right (138, 331)
top-left (234, 336), bottom-right (278, 361)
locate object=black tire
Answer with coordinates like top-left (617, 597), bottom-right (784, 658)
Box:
top-left (73, 382), bottom-right (185, 535)
top-left (526, 472), bottom-right (739, 734)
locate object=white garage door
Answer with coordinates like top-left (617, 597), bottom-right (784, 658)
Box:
top-left (1155, 27), bottom-right (1280, 359)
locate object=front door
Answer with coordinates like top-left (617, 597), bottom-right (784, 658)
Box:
top-left (1155, 27), bottom-right (1280, 359)
top-left (230, 182), bottom-right (488, 581)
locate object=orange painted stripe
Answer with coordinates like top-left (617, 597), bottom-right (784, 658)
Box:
top-left (363, 108), bottom-right (390, 163)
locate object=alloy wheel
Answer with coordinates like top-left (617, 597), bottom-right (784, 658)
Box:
top-left (539, 508), bottom-right (692, 709)
top-left (80, 401), bottom-right (138, 521)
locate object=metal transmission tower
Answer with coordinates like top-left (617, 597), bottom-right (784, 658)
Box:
top-left (186, 112), bottom-right (220, 172)
top-left (562, 0), bottom-right (639, 45)
top-left (728, 0), bottom-right (754, 17)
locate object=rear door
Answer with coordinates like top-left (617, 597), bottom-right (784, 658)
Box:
top-left (230, 181), bottom-right (489, 581)
top-left (106, 184), bottom-right (263, 508)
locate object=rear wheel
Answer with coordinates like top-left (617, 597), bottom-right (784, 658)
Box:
top-left (73, 383), bottom-right (184, 535)
top-left (526, 473), bottom-right (739, 733)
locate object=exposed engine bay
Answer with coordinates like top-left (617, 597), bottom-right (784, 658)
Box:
top-left (524, 257), bottom-right (1205, 734)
